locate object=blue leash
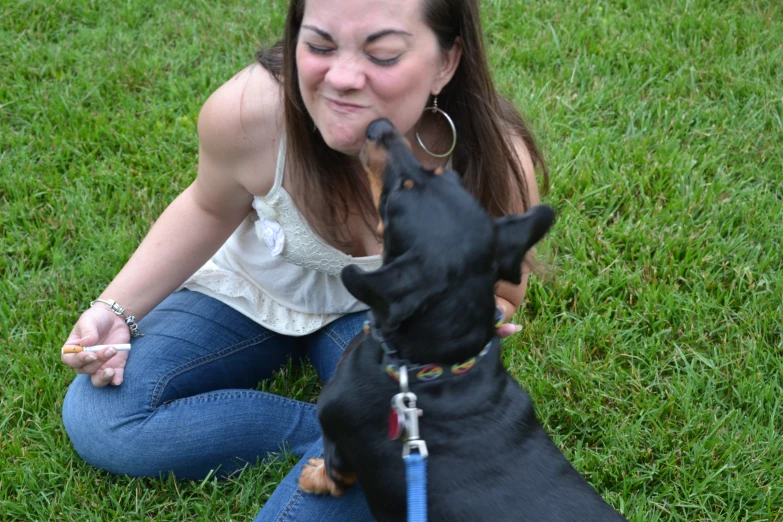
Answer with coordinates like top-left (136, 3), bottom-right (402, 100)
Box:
top-left (404, 452), bottom-right (428, 522)
top-left (391, 365), bottom-right (429, 522)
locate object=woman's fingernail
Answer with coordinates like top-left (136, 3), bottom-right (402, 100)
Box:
top-left (85, 354), bottom-right (97, 362)
top-left (105, 347), bottom-right (117, 357)
top-left (513, 324), bottom-right (523, 333)
top-left (104, 369), bottom-right (115, 379)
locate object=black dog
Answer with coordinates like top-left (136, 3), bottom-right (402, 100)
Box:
top-left (299, 119), bottom-right (626, 521)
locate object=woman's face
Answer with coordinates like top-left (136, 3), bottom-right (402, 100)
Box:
top-left (296, 0), bottom-right (461, 156)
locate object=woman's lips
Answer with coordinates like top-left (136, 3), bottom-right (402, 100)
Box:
top-left (324, 97), bottom-right (366, 114)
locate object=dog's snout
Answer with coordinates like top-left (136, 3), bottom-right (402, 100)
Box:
top-left (366, 118), bottom-right (398, 143)
top-left (360, 126), bottom-right (391, 213)
top-left (361, 119), bottom-right (426, 214)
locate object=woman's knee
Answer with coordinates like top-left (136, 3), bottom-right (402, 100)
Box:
top-left (62, 375), bottom-right (151, 476)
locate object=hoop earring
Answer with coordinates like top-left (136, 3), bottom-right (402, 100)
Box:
top-left (415, 96), bottom-right (457, 158)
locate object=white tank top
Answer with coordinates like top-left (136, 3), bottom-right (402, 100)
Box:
top-left (180, 135), bottom-right (382, 335)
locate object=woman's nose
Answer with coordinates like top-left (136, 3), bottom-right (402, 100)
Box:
top-left (324, 54), bottom-right (366, 92)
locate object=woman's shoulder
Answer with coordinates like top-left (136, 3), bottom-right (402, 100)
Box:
top-left (510, 135), bottom-right (540, 207)
top-left (496, 132), bottom-right (540, 212)
top-left (197, 64), bottom-right (284, 195)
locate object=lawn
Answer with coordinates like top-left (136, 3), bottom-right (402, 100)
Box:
top-left (2, 0), bottom-right (782, 520)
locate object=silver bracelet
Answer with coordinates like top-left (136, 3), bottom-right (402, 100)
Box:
top-left (90, 299), bottom-right (144, 338)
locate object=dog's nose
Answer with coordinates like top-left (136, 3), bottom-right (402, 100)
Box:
top-left (366, 118), bottom-right (398, 143)
top-left (362, 119), bottom-right (425, 198)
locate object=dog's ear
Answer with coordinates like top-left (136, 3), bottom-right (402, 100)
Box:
top-left (342, 250), bottom-right (446, 328)
top-left (494, 205), bottom-right (556, 284)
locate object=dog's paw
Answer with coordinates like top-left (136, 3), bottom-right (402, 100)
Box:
top-left (298, 458), bottom-right (356, 497)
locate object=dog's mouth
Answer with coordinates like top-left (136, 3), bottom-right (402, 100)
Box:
top-left (359, 119), bottom-right (422, 239)
top-left (359, 139), bottom-right (387, 216)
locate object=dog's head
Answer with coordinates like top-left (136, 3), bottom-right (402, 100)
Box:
top-left (343, 119), bottom-right (554, 349)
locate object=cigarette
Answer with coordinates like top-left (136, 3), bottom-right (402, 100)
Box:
top-left (62, 344), bottom-right (132, 354)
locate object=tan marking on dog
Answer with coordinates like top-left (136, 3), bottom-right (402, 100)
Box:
top-left (359, 141), bottom-right (387, 212)
top-left (298, 458), bottom-right (355, 497)
top-left (403, 179), bottom-right (415, 189)
top-left (433, 167), bottom-right (444, 176)
top-left (334, 469), bottom-right (357, 486)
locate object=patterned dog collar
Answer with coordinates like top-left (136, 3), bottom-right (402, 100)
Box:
top-left (383, 340), bottom-right (495, 384)
top-left (363, 318), bottom-right (499, 384)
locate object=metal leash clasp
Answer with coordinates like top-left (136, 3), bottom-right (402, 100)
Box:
top-left (390, 366), bottom-right (428, 459)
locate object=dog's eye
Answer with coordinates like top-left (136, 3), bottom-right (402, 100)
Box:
top-left (402, 179), bottom-right (415, 190)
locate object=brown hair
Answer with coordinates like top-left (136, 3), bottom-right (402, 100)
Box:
top-left (257, 0), bottom-right (548, 248)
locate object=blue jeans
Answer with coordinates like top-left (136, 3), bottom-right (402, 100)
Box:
top-left (62, 289), bottom-right (374, 521)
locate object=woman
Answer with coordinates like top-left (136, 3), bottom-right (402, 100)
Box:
top-left (61, 0), bottom-right (548, 519)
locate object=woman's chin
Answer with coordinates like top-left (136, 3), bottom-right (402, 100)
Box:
top-left (319, 129), bottom-right (364, 156)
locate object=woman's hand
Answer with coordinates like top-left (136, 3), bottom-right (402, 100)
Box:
top-left (61, 306), bottom-right (130, 387)
top-left (495, 297), bottom-right (523, 339)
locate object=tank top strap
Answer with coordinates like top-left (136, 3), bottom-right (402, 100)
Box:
top-left (253, 134), bottom-right (287, 220)
top-left (267, 133), bottom-right (286, 198)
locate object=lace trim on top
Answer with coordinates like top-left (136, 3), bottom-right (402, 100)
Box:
top-left (183, 257), bottom-right (342, 335)
top-left (251, 134), bottom-right (381, 277)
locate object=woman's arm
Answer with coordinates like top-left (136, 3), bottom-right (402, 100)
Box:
top-left (62, 66), bottom-right (282, 386)
top-left (495, 136), bottom-right (542, 326)
top-left (95, 65), bottom-right (281, 319)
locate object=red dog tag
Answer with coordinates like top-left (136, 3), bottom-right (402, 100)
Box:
top-left (388, 408), bottom-right (406, 440)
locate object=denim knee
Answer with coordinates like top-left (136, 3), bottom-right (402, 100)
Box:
top-left (62, 375), bottom-right (149, 476)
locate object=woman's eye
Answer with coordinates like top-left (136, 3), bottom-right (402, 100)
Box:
top-left (306, 43), bottom-right (333, 55)
top-left (368, 54), bottom-right (401, 67)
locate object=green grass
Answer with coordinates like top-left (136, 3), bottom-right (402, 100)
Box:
top-left (2, 0), bottom-right (781, 520)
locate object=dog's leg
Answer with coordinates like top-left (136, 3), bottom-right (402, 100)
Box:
top-left (298, 438), bottom-right (357, 497)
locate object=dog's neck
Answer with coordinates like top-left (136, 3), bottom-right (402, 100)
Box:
top-left (373, 291), bottom-right (498, 366)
